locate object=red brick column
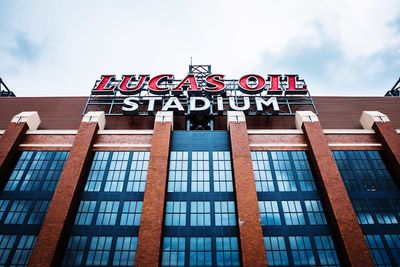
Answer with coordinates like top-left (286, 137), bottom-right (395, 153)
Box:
top-left (29, 111), bottom-right (105, 267)
top-left (0, 112), bottom-right (40, 189)
top-left (227, 111), bottom-right (267, 267)
top-left (360, 111), bottom-right (400, 179)
top-left (135, 111), bottom-right (173, 267)
top-left (297, 111), bottom-right (374, 267)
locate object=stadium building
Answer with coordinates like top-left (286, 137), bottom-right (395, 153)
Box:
top-left (0, 65), bottom-right (399, 267)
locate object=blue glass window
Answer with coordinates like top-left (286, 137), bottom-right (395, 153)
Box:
top-left (95, 201), bottom-right (119, 226)
top-left (62, 236), bottom-right (88, 266)
top-left (282, 201), bottom-right (305, 226)
top-left (190, 202), bottom-right (211, 226)
top-left (384, 234), bottom-right (400, 265)
top-left (0, 151), bottom-right (67, 266)
top-left (289, 236), bottom-right (315, 265)
top-left (263, 236), bottom-right (289, 266)
top-left (165, 201), bottom-right (187, 226)
top-left (190, 237), bottom-right (212, 266)
top-left (215, 201), bottom-right (236, 226)
top-left (314, 236), bottom-right (340, 266)
top-left (253, 151), bottom-right (340, 266)
top-left (63, 151), bottom-right (147, 266)
top-left (259, 201), bottom-right (281, 226)
top-left (161, 237), bottom-right (185, 266)
top-left (5, 151), bottom-right (68, 192)
top-left (191, 152), bottom-right (210, 192)
top-left (334, 150), bottom-right (400, 265)
top-left (85, 236), bottom-right (112, 266)
top-left (0, 235), bottom-right (16, 265)
top-left (27, 200), bottom-right (49, 225)
top-left (113, 237), bottom-right (137, 266)
top-left (74, 201), bottom-right (96, 226)
top-left (168, 152), bottom-right (189, 192)
top-left (85, 151), bottom-right (150, 192)
top-left (304, 200), bottom-right (327, 225)
top-left (163, 131), bottom-right (240, 266)
top-left (365, 235), bottom-right (391, 267)
top-left (216, 237), bottom-right (240, 266)
top-left (120, 201), bottom-right (142, 226)
top-left (213, 152), bottom-right (233, 192)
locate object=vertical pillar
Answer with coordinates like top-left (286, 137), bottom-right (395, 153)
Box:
top-left (227, 111), bottom-right (267, 267)
top-left (135, 111), bottom-right (173, 267)
top-left (29, 111), bottom-right (105, 267)
top-left (361, 111), bottom-right (400, 179)
top-left (0, 112), bottom-right (40, 188)
top-left (296, 111), bottom-right (374, 267)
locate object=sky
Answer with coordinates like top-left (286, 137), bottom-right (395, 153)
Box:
top-left (0, 0), bottom-right (399, 97)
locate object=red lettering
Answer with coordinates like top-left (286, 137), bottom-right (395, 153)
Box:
top-left (238, 74), bottom-right (266, 94)
top-left (91, 75), bottom-right (117, 95)
top-left (284, 75), bottom-right (308, 94)
top-left (119, 75), bottom-right (149, 95)
top-left (204, 74), bottom-right (225, 95)
top-left (266, 74), bottom-right (283, 95)
top-left (148, 74), bottom-right (174, 95)
top-left (172, 75), bottom-right (200, 94)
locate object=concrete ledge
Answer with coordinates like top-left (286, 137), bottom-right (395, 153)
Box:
top-left (155, 111), bottom-right (173, 128)
top-left (82, 111), bottom-right (106, 130)
top-left (295, 111), bottom-right (319, 130)
top-left (11, 111), bottom-right (41, 130)
top-left (227, 111), bottom-right (246, 130)
top-left (360, 111), bottom-right (390, 129)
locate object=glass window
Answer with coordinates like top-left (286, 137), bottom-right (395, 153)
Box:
top-left (282, 201), bottom-right (305, 226)
top-left (384, 234), bottom-right (400, 265)
top-left (168, 152), bottom-right (188, 192)
top-left (74, 201), bottom-right (96, 226)
top-left (213, 152), bottom-right (233, 192)
top-left (113, 237), bottom-right (137, 266)
top-left (271, 152), bottom-right (297, 192)
top-left (165, 202), bottom-right (187, 226)
top-left (371, 199), bottom-right (398, 224)
top-left (365, 235), bottom-right (391, 267)
top-left (190, 202), bottom-right (211, 226)
top-left (314, 236), bottom-right (340, 266)
top-left (289, 236), bottom-right (315, 265)
top-left (10, 235), bottom-right (37, 266)
top-left (27, 200), bottom-right (49, 225)
top-left (191, 152), bottom-right (210, 192)
top-left (4, 151), bottom-right (68, 192)
top-left (162, 237), bottom-right (185, 266)
top-left (95, 201), bottom-right (120, 226)
top-left (127, 152), bottom-right (150, 192)
top-left (104, 152), bottom-right (129, 192)
top-left (258, 201), bottom-right (281, 226)
top-left (4, 200), bottom-right (32, 224)
top-left (304, 200), bottom-right (327, 225)
top-left (215, 201), bottom-right (236, 226)
top-left (353, 200), bottom-right (374, 225)
top-left (0, 235), bottom-right (17, 265)
top-left (85, 152), bottom-right (109, 192)
top-left (120, 201), bottom-right (142, 226)
top-left (85, 151), bottom-right (149, 192)
top-left (251, 152), bottom-right (274, 192)
top-left (263, 236), bottom-right (289, 266)
top-left (190, 237), bottom-right (212, 266)
top-left (216, 237), bottom-right (240, 266)
top-left (63, 236), bottom-right (87, 266)
top-left (85, 236), bottom-right (112, 266)
top-left (291, 151), bottom-right (316, 191)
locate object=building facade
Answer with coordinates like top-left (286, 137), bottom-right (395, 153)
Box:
top-left (0, 86), bottom-right (400, 266)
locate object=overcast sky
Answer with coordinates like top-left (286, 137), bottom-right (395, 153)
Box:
top-left (1, 0), bottom-right (399, 96)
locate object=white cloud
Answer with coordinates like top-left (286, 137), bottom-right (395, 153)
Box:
top-left (0, 0), bottom-right (399, 96)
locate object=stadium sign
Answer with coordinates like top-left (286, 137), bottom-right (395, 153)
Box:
top-left (84, 73), bottom-right (317, 116)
